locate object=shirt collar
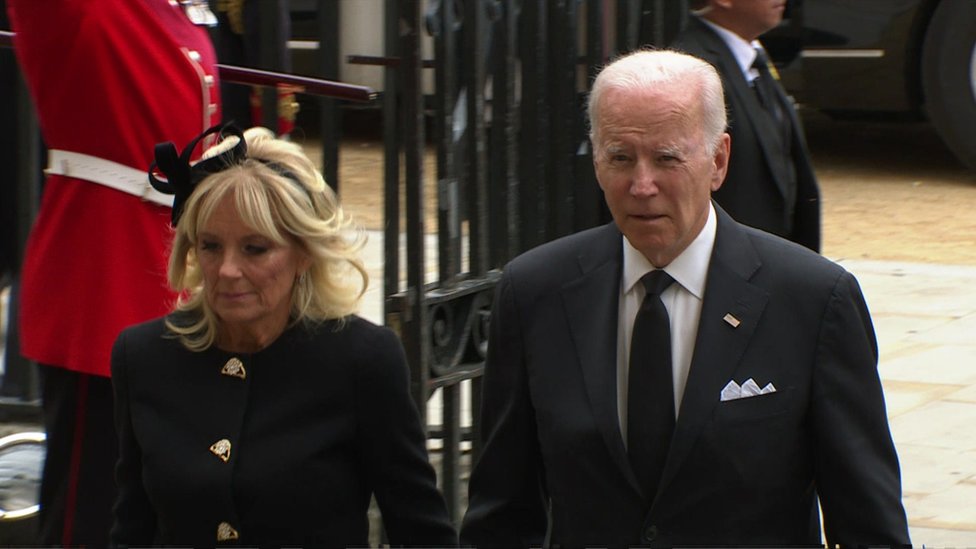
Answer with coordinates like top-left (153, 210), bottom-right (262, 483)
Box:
top-left (696, 16), bottom-right (764, 80)
top-left (622, 202), bottom-right (717, 300)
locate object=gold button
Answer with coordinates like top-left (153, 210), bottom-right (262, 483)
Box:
top-left (210, 439), bottom-right (232, 462)
top-left (216, 521), bottom-right (239, 541)
top-left (220, 358), bottom-right (246, 380)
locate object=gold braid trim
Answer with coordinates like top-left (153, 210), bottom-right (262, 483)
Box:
top-left (278, 85), bottom-right (301, 122)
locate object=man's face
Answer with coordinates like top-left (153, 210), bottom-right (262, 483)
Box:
top-left (592, 85), bottom-right (729, 267)
top-left (712, 0), bottom-right (787, 40)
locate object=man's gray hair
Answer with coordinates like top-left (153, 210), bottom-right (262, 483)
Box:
top-left (587, 48), bottom-right (728, 154)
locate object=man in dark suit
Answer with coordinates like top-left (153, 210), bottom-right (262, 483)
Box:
top-left (672, 0), bottom-right (821, 252)
top-left (460, 49), bottom-right (909, 548)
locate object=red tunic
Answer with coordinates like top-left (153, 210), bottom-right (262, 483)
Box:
top-left (9, 0), bottom-right (221, 377)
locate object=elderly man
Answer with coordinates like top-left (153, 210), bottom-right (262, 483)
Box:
top-left (460, 49), bottom-right (909, 548)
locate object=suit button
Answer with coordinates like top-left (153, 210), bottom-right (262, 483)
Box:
top-left (216, 521), bottom-right (239, 541)
top-left (644, 525), bottom-right (658, 542)
top-left (220, 357), bottom-right (247, 379)
top-left (209, 438), bottom-right (232, 462)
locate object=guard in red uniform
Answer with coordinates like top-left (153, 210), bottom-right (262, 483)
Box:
top-left (7, 0), bottom-right (221, 544)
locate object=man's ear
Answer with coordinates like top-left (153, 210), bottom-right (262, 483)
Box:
top-left (711, 133), bottom-right (731, 192)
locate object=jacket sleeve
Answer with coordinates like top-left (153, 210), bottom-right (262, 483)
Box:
top-left (109, 329), bottom-right (158, 547)
top-left (355, 325), bottom-right (458, 547)
top-left (811, 271), bottom-right (910, 545)
top-left (459, 269), bottom-right (549, 548)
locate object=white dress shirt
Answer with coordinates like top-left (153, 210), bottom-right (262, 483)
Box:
top-left (697, 16), bottom-right (766, 84)
top-left (616, 203), bottom-right (717, 440)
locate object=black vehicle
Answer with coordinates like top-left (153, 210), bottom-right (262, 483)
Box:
top-left (286, 1), bottom-right (975, 170)
top-left (765, 0), bottom-right (976, 171)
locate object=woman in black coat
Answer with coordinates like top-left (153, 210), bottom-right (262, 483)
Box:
top-left (111, 124), bottom-right (457, 547)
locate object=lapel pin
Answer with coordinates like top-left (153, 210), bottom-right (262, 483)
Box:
top-left (723, 313), bottom-right (741, 328)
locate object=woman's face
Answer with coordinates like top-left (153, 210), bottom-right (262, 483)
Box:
top-left (196, 193), bottom-right (309, 347)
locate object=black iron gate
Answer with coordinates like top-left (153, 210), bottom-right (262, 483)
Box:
top-left (373, 0), bottom-right (690, 524)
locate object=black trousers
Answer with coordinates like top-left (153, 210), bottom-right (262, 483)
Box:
top-left (38, 364), bottom-right (117, 547)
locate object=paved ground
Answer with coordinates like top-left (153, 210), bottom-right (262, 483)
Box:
top-left (804, 113), bottom-right (976, 266)
top-left (807, 117), bottom-right (976, 546)
top-left (834, 260), bottom-right (976, 546)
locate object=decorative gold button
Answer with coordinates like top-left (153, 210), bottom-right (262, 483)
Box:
top-left (210, 439), bottom-right (232, 462)
top-left (216, 521), bottom-right (239, 541)
top-left (221, 358), bottom-right (246, 380)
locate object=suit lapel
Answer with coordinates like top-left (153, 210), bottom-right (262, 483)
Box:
top-left (560, 224), bottom-right (641, 491)
top-left (656, 208), bottom-right (769, 499)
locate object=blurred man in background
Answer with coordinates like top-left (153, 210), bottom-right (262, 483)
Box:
top-left (672, 0), bottom-right (821, 252)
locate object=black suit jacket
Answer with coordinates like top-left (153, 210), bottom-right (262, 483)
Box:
top-left (460, 206), bottom-right (908, 548)
top-left (673, 16), bottom-right (821, 252)
top-left (111, 316), bottom-right (457, 548)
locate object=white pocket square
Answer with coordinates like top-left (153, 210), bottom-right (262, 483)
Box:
top-left (720, 378), bottom-right (776, 401)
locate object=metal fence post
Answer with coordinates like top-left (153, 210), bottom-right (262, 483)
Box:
top-left (316, 0), bottom-right (341, 192)
top-left (398, 0), bottom-right (431, 417)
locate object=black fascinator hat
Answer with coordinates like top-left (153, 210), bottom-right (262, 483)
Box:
top-left (148, 123), bottom-right (247, 226)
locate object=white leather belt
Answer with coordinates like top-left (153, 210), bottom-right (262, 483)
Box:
top-left (44, 150), bottom-right (172, 207)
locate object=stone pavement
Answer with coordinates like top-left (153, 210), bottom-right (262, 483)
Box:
top-left (837, 259), bottom-right (976, 547)
top-left (2, 243), bottom-right (975, 546)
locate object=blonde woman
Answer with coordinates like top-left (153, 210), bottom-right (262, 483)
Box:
top-left (110, 125), bottom-right (456, 547)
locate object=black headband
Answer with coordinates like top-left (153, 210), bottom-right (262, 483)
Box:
top-left (148, 122), bottom-right (248, 226)
top-left (149, 123), bottom-right (312, 227)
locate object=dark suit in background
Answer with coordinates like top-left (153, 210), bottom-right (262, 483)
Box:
top-left (673, 14), bottom-right (821, 252)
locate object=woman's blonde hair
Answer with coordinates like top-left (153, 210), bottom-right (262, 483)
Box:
top-left (165, 127), bottom-right (367, 351)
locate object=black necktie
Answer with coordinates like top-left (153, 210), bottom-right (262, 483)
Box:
top-left (751, 48), bottom-right (784, 125)
top-left (627, 269), bottom-right (675, 503)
